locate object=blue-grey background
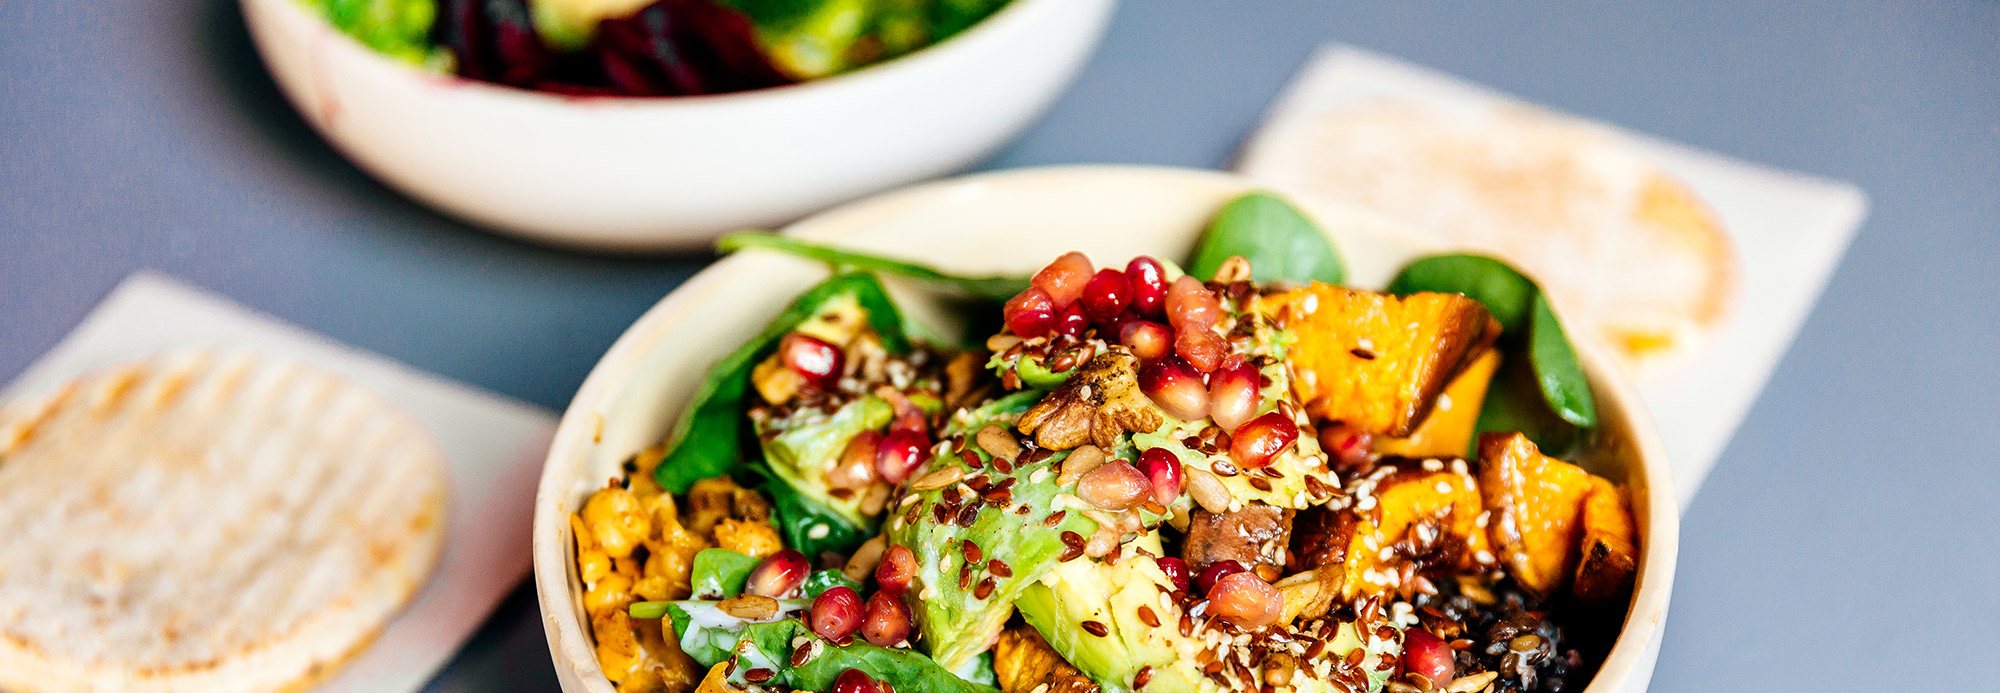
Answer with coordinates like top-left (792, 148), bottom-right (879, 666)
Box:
top-left (3, 1), bottom-right (1996, 689)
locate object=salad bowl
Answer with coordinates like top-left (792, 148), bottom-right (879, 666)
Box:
top-left (531, 165), bottom-right (1677, 692)
top-left (240, 0), bottom-right (1116, 251)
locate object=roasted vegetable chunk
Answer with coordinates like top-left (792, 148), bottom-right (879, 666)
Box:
top-left (1477, 432), bottom-right (1597, 598)
top-left (1182, 504), bottom-right (1294, 572)
top-left (1572, 476), bottom-right (1639, 604)
top-left (993, 626), bottom-right (1101, 693)
top-left (1258, 283), bottom-right (1500, 437)
top-left (1376, 349), bottom-right (1500, 459)
top-left (1337, 459), bottom-right (1493, 599)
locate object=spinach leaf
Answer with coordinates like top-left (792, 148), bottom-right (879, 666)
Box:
top-left (1529, 294), bottom-right (1599, 428)
top-left (1385, 254), bottom-right (1536, 333)
top-left (1187, 192), bottom-right (1346, 285)
top-left (803, 569), bottom-right (861, 598)
top-left (672, 609), bottom-right (999, 693)
top-left (655, 272), bottom-right (910, 494)
top-left (690, 548), bottom-right (760, 599)
top-left (1473, 358), bottom-right (1581, 458)
top-left (718, 232), bottom-right (1031, 302)
top-left (763, 476), bottom-right (872, 558)
top-left (1386, 253), bottom-right (1599, 432)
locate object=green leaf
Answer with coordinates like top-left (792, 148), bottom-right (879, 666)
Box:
top-left (628, 600), bottom-right (672, 620)
top-left (1529, 294), bottom-right (1599, 428)
top-left (1386, 254), bottom-right (1537, 333)
top-left (1387, 253), bottom-right (1599, 432)
top-left (655, 272), bottom-right (911, 494)
top-left (803, 569), bottom-right (861, 598)
top-left (1187, 192), bottom-right (1346, 285)
top-left (1473, 357), bottom-right (1581, 457)
top-left (690, 548), bottom-right (760, 599)
top-left (316, 0), bottom-right (440, 65)
top-left (674, 611), bottom-right (999, 693)
top-left (764, 477), bottom-right (872, 558)
top-left (719, 232), bottom-right (1032, 302)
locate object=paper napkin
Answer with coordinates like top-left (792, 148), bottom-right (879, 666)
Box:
top-left (0, 272), bottom-right (557, 693)
top-left (1238, 45), bottom-right (1869, 508)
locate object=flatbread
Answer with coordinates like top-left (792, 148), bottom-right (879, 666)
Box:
top-left (0, 349), bottom-right (448, 692)
top-left (1242, 98), bottom-right (1740, 376)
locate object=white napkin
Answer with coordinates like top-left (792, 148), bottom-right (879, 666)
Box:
top-left (1238, 44), bottom-right (1869, 508)
top-left (0, 272), bottom-right (557, 693)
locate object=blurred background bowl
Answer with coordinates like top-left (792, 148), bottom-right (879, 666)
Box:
top-left (241, 0), bottom-right (1116, 252)
top-left (531, 165), bottom-right (1677, 692)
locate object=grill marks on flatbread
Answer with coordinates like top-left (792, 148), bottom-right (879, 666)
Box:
top-left (1242, 98), bottom-right (1740, 375)
top-left (0, 350), bottom-right (447, 692)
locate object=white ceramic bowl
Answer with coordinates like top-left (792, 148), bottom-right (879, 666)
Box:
top-left (532, 166), bottom-right (1678, 692)
top-left (240, 0), bottom-right (1116, 252)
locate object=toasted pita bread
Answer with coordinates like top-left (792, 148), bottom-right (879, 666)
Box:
top-left (1242, 98), bottom-right (1739, 376)
top-left (0, 349), bottom-right (448, 692)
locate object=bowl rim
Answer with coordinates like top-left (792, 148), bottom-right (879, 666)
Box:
top-left (531, 164), bottom-right (1678, 692)
top-left (256, 0), bottom-right (1093, 109)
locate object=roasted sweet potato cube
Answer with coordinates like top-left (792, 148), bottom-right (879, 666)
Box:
top-left (1477, 432), bottom-right (1597, 598)
top-left (994, 626), bottom-right (1101, 693)
top-left (1376, 349), bottom-right (1501, 458)
top-left (1337, 460), bottom-right (1493, 600)
top-left (1256, 283), bottom-right (1499, 437)
top-left (1572, 476), bottom-right (1639, 604)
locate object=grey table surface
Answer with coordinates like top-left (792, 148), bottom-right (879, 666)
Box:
top-left (4, 0), bottom-right (1997, 690)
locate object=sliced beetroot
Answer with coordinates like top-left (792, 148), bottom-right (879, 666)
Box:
top-left (438, 0), bottom-right (553, 87)
top-left (591, 0), bottom-right (792, 96)
top-left (441, 0), bottom-right (791, 96)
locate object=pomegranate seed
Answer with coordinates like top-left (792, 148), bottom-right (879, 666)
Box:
top-left (1053, 302), bottom-right (1091, 340)
top-left (1228, 412), bottom-right (1299, 469)
top-left (1402, 627), bottom-right (1456, 684)
top-left (1135, 447), bottom-right (1184, 506)
top-left (1003, 288), bottom-right (1056, 337)
top-left (1076, 460), bottom-right (1151, 512)
top-left (1125, 257), bottom-right (1169, 318)
top-left (829, 431), bottom-right (882, 490)
top-left (875, 545), bottom-right (917, 594)
top-left (1156, 556), bottom-right (1191, 592)
top-left (1196, 559), bottom-right (1247, 593)
top-left (832, 668), bottom-right (881, 693)
top-left (779, 333), bottom-right (843, 386)
top-left (1165, 275), bottom-right (1221, 331)
top-left (1317, 422), bottom-right (1375, 473)
top-left (877, 387), bottom-right (928, 437)
top-left (1206, 571), bottom-right (1283, 627)
top-left (1032, 251), bottom-right (1094, 308)
top-left (1207, 360), bottom-right (1262, 431)
top-left (875, 429), bottom-right (931, 484)
top-left (861, 591), bottom-right (912, 647)
top-left (746, 549), bottom-right (809, 598)
top-left (1119, 320), bottom-right (1174, 362)
top-left (1174, 327), bottom-right (1227, 373)
top-left (810, 586), bottom-right (865, 641)
top-left (1139, 356), bottom-right (1210, 422)
top-left (1080, 269), bottom-right (1131, 320)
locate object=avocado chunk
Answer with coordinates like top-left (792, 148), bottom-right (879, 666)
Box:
top-left (756, 395), bottom-right (893, 529)
top-left (885, 392), bottom-right (1110, 672)
top-left (1015, 533), bottom-right (1403, 693)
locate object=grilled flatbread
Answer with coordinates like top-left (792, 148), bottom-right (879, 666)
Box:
top-left (1241, 98), bottom-right (1740, 376)
top-left (0, 349), bottom-right (448, 692)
